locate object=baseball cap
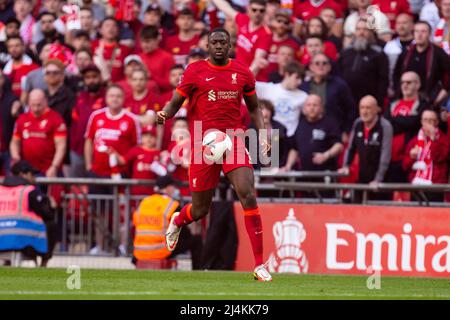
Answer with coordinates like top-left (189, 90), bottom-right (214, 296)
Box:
top-left (141, 125), bottom-right (157, 136)
top-left (11, 160), bottom-right (40, 176)
top-left (188, 47), bottom-right (207, 59)
top-left (80, 63), bottom-right (101, 75)
top-left (124, 54), bottom-right (143, 66)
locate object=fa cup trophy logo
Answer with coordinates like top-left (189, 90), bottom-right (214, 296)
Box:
top-left (268, 208), bottom-right (308, 274)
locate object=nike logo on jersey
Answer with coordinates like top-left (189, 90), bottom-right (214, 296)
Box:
top-left (205, 77), bottom-right (215, 81)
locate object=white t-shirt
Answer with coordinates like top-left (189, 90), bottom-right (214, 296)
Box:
top-left (256, 82), bottom-right (307, 137)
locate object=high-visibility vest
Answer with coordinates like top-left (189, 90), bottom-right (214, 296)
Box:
top-left (0, 185), bottom-right (48, 254)
top-left (133, 194), bottom-right (179, 260)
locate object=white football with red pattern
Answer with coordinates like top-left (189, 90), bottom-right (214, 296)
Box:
top-left (202, 131), bottom-right (232, 162)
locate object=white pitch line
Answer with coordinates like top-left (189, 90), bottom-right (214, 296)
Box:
top-left (0, 291), bottom-right (450, 298)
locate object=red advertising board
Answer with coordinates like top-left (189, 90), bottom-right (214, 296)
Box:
top-left (234, 203), bottom-right (450, 277)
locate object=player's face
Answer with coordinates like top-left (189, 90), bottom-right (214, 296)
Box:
top-left (207, 32), bottom-right (230, 62)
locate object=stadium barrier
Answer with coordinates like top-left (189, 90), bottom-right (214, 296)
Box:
top-left (1, 172), bottom-right (449, 263)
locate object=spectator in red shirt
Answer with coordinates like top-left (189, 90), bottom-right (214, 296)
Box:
top-left (70, 64), bottom-right (105, 177)
top-left (300, 35), bottom-right (337, 66)
top-left (164, 8), bottom-right (200, 66)
top-left (84, 84), bottom-right (140, 179)
top-left (115, 125), bottom-right (164, 195)
top-left (262, 10), bottom-right (300, 82)
top-left (3, 35), bottom-right (39, 97)
top-left (10, 89), bottom-right (67, 177)
top-left (115, 54), bottom-right (159, 98)
top-left (125, 68), bottom-right (158, 126)
top-left (403, 108), bottom-right (449, 201)
top-left (92, 17), bottom-right (133, 83)
top-left (138, 25), bottom-right (175, 92)
top-left (212, 0), bottom-right (272, 78)
top-left (385, 71), bottom-right (426, 184)
top-left (293, 0), bottom-right (344, 39)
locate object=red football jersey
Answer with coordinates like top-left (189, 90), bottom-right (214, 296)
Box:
top-left (13, 108), bottom-right (67, 173)
top-left (125, 90), bottom-right (159, 116)
top-left (163, 34), bottom-right (200, 65)
top-left (124, 146), bottom-right (161, 195)
top-left (235, 13), bottom-right (272, 67)
top-left (91, 40), bottom-right (133, 82)
top-left (85, 108), bottom-right (141, 176)
top-left (262, 36), bottom-right (300, 81)
top-left (176, 59), bottom-right (256, 134)
top-left (294, 0), bottom-right (343, 24)
top-left (4, 62), bottom-right (39, 97)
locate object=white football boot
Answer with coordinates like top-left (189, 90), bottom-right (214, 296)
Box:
top-left (253, 264), bottom-right (273, 282)
top-left (165, 212), bottom-right (182, 252)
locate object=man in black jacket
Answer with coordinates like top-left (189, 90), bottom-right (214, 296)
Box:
top-left (338, 18), bottom-right (389, 107)
top-left (2, 160), bottom-right (57, 266)
top-left (339, 95), bottom-right (393, 202)
top-left (0, 71), bottom-right (20, 175)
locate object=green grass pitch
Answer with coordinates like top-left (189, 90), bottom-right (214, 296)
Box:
top-left (0, 267), bottom-right (449, 300)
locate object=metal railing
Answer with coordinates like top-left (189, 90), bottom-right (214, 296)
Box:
top-left (1, 171), bottom-right (449, 257)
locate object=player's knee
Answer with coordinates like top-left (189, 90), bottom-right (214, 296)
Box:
top-left (237, 188), bottom-right (257, 208)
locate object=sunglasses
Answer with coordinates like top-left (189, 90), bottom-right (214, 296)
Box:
top-left (276, 19), bottom-right (290, 25)
top-left (251, 7), bottom-right (266, 13)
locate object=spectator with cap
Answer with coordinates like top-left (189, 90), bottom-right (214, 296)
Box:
top-left (138, 25), bottom-right (175, 92)
top-left (69, 63), bottom-right (105, 177)
top-left (339, 18), bottom-right (389, 107)
top-left (186, 47), bottom-right (207, 65)
top-left (116, 53), bottom-right (159, 99)
top-left (163, 8), bottom-right (200, 65)
top-left (0, 69), bottom-right (20, 175)
top-left (1, 160), bottom-right (57, 267)
top-left (262, 9), bottom-right (300, 83)
top-left (35, 11), bottom-right (65, 56)
top-left (301, 52), bottom-right (357, 138)
top-left (10, 89), bottom-right (67, 178)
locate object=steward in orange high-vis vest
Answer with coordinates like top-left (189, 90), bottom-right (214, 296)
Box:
top-left (133, 193), bottom-right (179, 260)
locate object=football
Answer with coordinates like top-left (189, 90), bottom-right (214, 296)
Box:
top-left (202, 130), bottom-right (233, 163)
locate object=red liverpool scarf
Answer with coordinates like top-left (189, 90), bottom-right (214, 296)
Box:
top-left (411, 129), bottom-right (439, 185)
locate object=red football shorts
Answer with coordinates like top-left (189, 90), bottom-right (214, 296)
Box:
top-left (188, 134), bottom-right (253, 192)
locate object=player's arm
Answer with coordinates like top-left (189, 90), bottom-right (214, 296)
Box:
top-left (156, 91), bottom-right (186, 124)
top-left (244, 93), bottom-right (270, 154)
top-left (84, 138), bottom-right (94, 172)
top-left (47, 136), bottom-right (67, 177)
top-left (9, 136), bottom-right (21, 163)
top-left (211, 0), bottom-right (238, 20)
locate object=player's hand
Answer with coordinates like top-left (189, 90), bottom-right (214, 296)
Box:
top-left (46, 165), bottom-right (57, 178)
top-left (312, 152), bottom-right (328, 165)
top-left (156, 111), bottom-right (168, 124)
top-left (338, 166), bottom-right (349, 175)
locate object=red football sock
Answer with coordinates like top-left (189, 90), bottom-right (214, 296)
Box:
top-left (244, 207), bottom-right (264, 267)
top-left (174, 203), bottom-right (193, 227)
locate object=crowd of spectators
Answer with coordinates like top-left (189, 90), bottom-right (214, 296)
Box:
top-left (0, 0), bottom-right (450, 202)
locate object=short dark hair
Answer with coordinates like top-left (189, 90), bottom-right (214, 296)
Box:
top-left (100, 16), bottom-right (119, 30)
top-left (79, 6), bottom-right (93, 14)
top-left (249, 0), bottom-right (267, 6)
top-left (75, 48), bottom-right (93, 58)
top-left (258, 99), bottom-right (275, 118)
top-left (171, 64), bottom-right (185, 71)
top-left (140, 25), bottom-right (160, 40)
top-left (178, 8), bottom-right (194, 17)
top-left (38, 11), bottom-right (57, 21)
top-left (208, 27), bottom-right (230, 40)
top-left (415, 20), bottom-right (432, 33)
top-left (306, 35), bottom-right (324, 43)
top-left (6, 35), bottom-right (24, 44)
top-left (284, 61), bottom-right (305, 78)
top-left (5, 17), bottom-right (20, 28)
